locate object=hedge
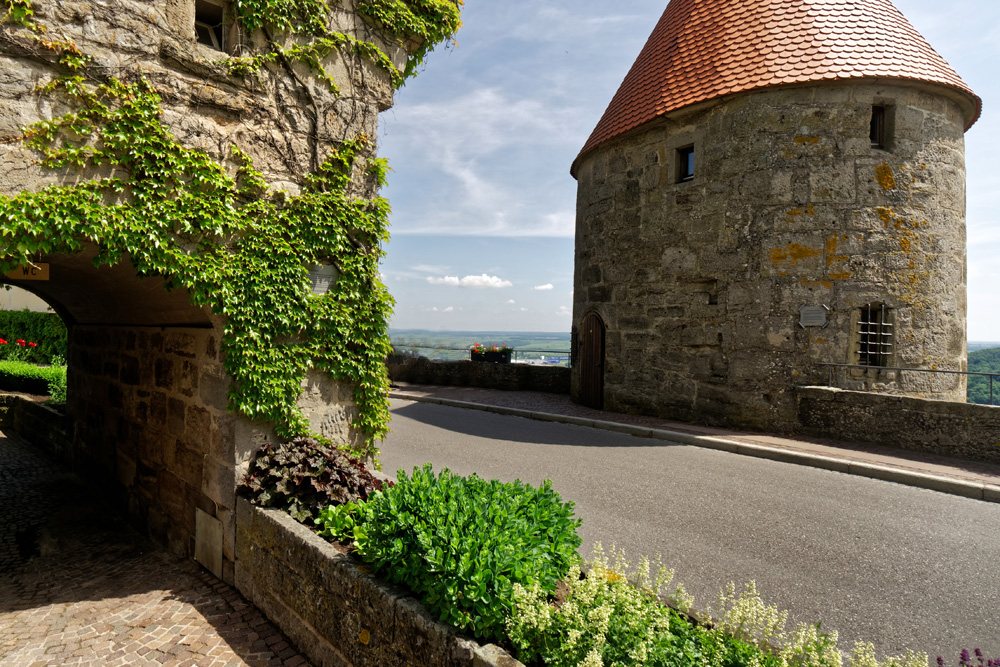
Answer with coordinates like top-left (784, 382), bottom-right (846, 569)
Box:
top-left (0, 309), bottom-right (68, 363)
top-left (0, 360), bottom-right (66, 397)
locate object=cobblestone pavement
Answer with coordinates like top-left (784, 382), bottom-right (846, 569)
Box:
top-left (0, 433), bottom-right (310, 667)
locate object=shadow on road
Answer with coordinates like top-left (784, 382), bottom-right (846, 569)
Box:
top-left (389, 400), bottom-right (682, 449)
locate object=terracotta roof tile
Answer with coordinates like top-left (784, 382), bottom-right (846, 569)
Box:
top-left (573, 0), bottom-right (981, 174)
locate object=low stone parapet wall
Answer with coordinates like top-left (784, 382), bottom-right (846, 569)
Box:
top-left (0, 395), bottom-right (70, 460)
top-left (795, 386), bottom-right (1000, 465)
top-left (388, 357), bottom-right (570, 394)
top-left (235, 497), bottom-right (523, 667)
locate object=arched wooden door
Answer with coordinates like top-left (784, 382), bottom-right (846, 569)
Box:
top-left (579, 311), bottom-right (605, 409)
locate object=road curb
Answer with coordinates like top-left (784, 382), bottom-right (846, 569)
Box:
top-left (390, 391), bottom-right (999, 504)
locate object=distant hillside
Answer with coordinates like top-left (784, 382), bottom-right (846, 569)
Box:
top-left (968, 347), bottom-right (1000, 405)
top-left (388, 329), bottom-right (570, 365)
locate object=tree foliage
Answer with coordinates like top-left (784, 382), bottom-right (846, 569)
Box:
top-left (968, 347), bottom-right (1000, 405)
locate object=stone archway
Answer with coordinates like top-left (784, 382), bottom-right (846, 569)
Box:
top-left (3, 244), bottom-right (359, 582)
top-left (0, 0), bottom-right (459, 587)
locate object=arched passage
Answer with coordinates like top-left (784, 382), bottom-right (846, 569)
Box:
top-left (1, 246), bottom-right (244, 573)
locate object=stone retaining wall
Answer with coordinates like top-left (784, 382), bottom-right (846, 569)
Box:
top-left (388, 357), bottom-right (570, 394)
top-left (235, 498), bottom-right (522, 667)
top-left (796, 386), bottom-right (1000, 464)
top-left (0, 395), bottom-right (69, 455)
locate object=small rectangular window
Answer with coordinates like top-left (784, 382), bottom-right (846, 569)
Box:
top-left (857, 303), bottom-right (893, 367)
top-left (870, 106), bottom-right (886, 149)
top-left (676, 145), bottom-right (694, 183)
top-left (195, 0), bottom-right (227, 51)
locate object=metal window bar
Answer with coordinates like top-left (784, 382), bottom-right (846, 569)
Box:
top-left (858, 303), bottom-right (892, 367)
top-left (819, 362), bottom-right (998, 406)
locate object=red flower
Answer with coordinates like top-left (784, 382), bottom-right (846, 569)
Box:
top-left (16, 339), bottom-right (25, 346)
top-left (0, 339), bottom-right (6, 345)
top-left (27, 342), bottom-right (36, 347)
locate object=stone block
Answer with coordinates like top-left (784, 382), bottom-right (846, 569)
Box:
top-left (165, 331), bottom-right (198, 358)
top-left (149, 391), bottom-right (168, 428)
top-left (195, 507), bottom-right (224, 578)
top-left (185, 404), bottom-right (212, 439)
top-left (154, 357), bottom-right (174, 388)
top-left (168, 397), bottom-right (186, 435)
top-left (202, 455), bottom-right (236, 511)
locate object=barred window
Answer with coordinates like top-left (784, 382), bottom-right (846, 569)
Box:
top-left (857, 303), bottom-right (893, 367)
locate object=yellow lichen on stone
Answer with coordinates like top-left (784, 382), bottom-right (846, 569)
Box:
top-left (800, 277), bottom-right (832, 290)
top-left (825, 234), bottom-right (849, 272)
top-left (770, 243), bottom-right (821, 265)
top-left (793, 136), bottom-right (820, 145)
top-left (876, 162), bottom-right (896, 191)
top-left (876, 207), bottom-right (895, 227)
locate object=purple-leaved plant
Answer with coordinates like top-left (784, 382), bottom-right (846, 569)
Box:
top-left (938, 649), bottom-right (999, 667)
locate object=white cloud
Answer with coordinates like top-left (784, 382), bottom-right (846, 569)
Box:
top-left (444, 306), bottom-right (455, 313)
top-left (556, 306), bottom-right (572, 317)
top-left (412, 264), bottom-right (449, 273)
top-left (507, 299), bottom-right (516, 304)
top-left (520, 307), bottom-right (529, 312)
top-left (533, 283), bottom-right (555, 291)
top-left (381, 86), bottom-right (584, 238)
top-left (427, 274), bottom-right (513, 289)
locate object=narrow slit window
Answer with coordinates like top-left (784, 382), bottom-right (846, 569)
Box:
top-left (857, 303), bottom-right (893, 367)
top-left (195, 0), bottom-right (227, 51)
top-left (870, 105), bottom-right (886, 149)
top-left (676, 145), bottom-right (695, 183)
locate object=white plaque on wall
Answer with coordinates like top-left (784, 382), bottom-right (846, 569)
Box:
top-left (798, 305), bottom-right (829, 328)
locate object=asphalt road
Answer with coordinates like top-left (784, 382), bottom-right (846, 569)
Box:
top-left (380, 398), bottom-right (1000, 659)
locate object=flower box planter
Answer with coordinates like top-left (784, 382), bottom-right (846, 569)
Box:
top-left (471, 351), bottom-right (511, 363)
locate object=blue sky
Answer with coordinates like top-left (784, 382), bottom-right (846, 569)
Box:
top-left (378, 0), bottom-right (1000, 340)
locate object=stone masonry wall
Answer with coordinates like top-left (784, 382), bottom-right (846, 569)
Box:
top-left (67, 324), bottom-right (362, 583)
top-left (68, 325), bottom-right (242, 579)
top-left (573, 82), bottom-right (969, 431)
top-left (235, 498), bottom-right (522, 667)
top-left (796, 386), bottom-right (1000, 465)
top-left (387, 357), bottom-right (571, 394)
top-left (0, 0), bottom-right (406, 197)
top-left (0, 0), bottom-right (407, 580)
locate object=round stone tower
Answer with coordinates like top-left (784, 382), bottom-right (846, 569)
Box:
top-left (570, 0), bottom-right (981, 430)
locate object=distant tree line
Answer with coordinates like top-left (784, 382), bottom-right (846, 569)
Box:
top-left (968, 347), bottom-right (1000, 405)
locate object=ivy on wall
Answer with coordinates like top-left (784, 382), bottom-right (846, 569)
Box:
top-left (0, 0), bottom-right (462, 458)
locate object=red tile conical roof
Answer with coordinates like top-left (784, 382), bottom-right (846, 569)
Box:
top-left (573, 0), bottom-right (981, 175)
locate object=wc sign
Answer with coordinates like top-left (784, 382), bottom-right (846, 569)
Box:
top-left (5, 263), bottom-right (49, 281)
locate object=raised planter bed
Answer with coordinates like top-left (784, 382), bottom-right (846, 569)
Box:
top-left (235, 497), bottom-right (524, 667)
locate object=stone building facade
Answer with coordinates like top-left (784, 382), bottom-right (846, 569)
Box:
top-left (571, 0), bottom-right (981, 431)
top-left (0, 0), bottom-right (415, 580)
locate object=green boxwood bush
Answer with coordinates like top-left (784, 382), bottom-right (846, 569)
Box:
top-left (0, 309), bottom-right (67, 363)
top-left (0, 360), bottom-right (66, 397)
top-left (319, 464), bottom-right (582, 643)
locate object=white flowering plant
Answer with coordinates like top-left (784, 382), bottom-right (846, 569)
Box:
top-left (508, 545), bottom-right (933, 667)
